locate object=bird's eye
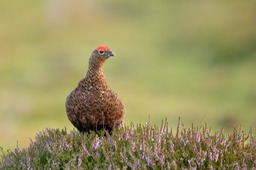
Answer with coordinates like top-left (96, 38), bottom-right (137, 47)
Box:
top-left (98, 50), bottom-right (104, 55)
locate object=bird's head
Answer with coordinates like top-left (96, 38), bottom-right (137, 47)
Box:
top-left (96, 45), bottom-right (115, 58)
top-left (89, 45), bottom-right (115, 69)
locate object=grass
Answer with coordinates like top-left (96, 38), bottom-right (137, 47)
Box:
top-left (1, 119), bottom-right (256, 169)
top-left (0, 0), bottom-right (256, 150)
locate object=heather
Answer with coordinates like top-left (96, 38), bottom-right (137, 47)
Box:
top-left (1, 120), bottom-right (256, 169)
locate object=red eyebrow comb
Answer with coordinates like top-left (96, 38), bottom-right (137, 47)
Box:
top-left (97, 45), bottom-right (109, 51)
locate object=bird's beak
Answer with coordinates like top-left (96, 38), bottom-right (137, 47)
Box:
top-left (107, 51), bottom-right (115, 57)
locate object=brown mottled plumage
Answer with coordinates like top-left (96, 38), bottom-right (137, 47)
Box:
top-left (65, 45), bottom-right (125, 133)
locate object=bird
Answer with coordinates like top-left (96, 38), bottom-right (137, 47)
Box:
top-left (65, 45), bottom-right (125, 133)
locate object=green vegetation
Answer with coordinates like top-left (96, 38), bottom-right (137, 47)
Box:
top-left (1, 120), bottom-right (255, 169)
top-left (0, 1), bottom-right (256, 150)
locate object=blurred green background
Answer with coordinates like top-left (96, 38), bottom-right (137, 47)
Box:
top-left (1, 0), bottom-right (256, 149)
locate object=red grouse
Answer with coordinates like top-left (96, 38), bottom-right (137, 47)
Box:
top-left (66, 45), bottom-right (125, 133)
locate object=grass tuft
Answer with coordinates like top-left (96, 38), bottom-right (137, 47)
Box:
top-left (1, 120), bottom-right (256, 169)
